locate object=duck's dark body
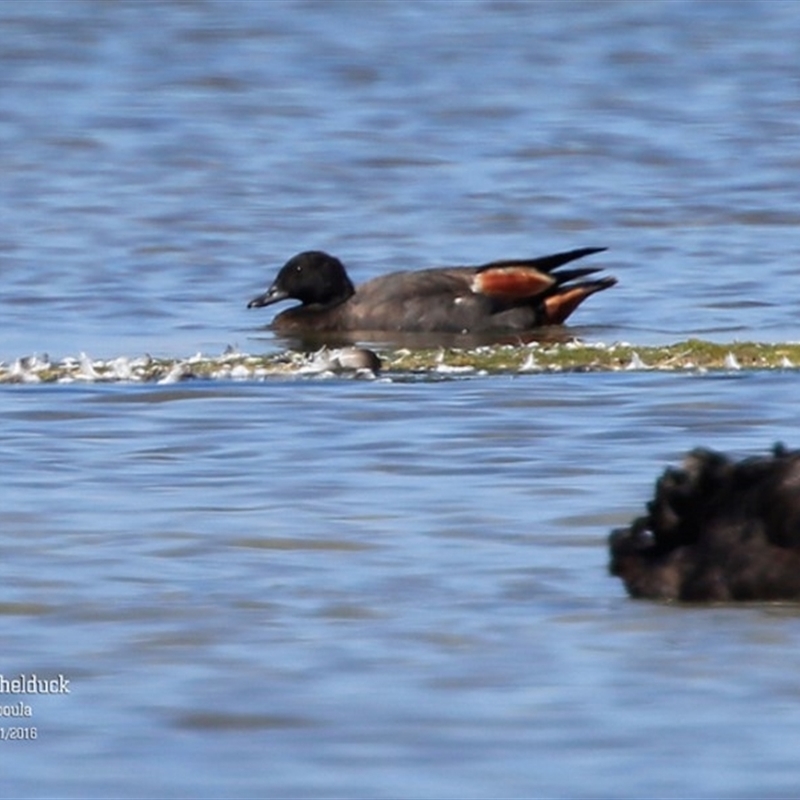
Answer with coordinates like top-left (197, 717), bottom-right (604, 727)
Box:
top-left (248, 249), bottom-right (616, 335)
top-left (610, 446), bottom-right (800, 602)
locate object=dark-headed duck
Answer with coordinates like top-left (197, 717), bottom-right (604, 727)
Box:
top-left (248, 248), bottom-right (616, 336)
top-left (610, 445), bottom-right (800, 602)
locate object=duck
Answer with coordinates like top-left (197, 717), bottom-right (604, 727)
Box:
top-left (609, 445), bottom-right (800, 602)
top-left (247, 248), bottom-right (616, 337)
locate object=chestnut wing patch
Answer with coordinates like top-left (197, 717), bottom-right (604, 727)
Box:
top-left (471, 266), bottom-right (555, 300)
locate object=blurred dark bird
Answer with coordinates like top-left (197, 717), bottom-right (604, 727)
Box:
top-left (610, 445), bottom-right (800, 602)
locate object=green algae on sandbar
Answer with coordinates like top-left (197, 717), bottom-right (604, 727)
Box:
top-left (2, 340), bottom-right (800, 384)
top-left (384, 339), bottom-right (800, 374)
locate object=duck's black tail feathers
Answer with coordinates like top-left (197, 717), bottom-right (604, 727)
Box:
top-left (479, 247), bottom-right (607, 275)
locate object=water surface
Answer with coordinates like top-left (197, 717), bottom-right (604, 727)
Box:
top-left (3, 1), bottom-right (800, 797)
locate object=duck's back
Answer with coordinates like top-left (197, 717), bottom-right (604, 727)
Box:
top-left (353, 268), bottom-right (528, 333)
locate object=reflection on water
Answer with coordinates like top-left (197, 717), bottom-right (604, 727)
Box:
top-left (265, 324), bottom-right (583, 352)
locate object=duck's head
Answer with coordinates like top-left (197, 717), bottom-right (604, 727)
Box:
top-left (248, 251), bottom-right (355, 309)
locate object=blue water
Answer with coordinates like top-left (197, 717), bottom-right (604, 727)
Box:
top-left (3, 2), bottom-right (800, 797)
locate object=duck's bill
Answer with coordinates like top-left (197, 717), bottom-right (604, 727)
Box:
top-left (247, 286), bottom-right (289, 308)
